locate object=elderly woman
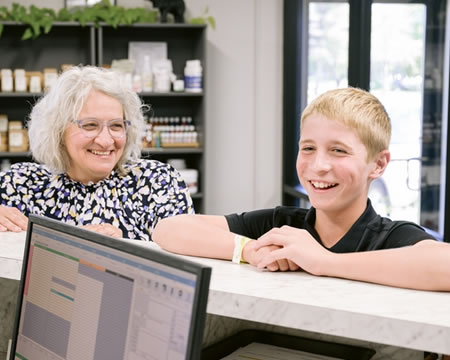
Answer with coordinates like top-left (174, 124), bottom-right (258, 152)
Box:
top-left (0, 66), bottom-right (193, 239)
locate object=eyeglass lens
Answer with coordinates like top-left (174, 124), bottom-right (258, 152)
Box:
top-left (76, 118), bottom-right (128, 138)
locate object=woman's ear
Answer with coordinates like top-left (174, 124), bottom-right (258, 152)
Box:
top-left (369, 150), bottom-right (390, 180)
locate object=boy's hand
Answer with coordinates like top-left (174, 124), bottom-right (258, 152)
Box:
top-left (0, 206), bottom-right (28, 232)
top-left (83, 223), bottom-right (123, 238)
top-left (254, 226), bottom-right (333, 275)
top-left (242, 239), bottom-right (299, 271)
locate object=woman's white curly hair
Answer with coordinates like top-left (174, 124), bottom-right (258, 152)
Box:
top-left (28, 65), bottom-right (147, 175)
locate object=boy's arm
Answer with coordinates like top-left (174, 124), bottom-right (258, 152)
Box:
top-left (325, 240), bottom-right (450, 291)
top-left (153, 214), bottom-right (235, 260)
top-left (254, 226), bottom-right (450, 291)
top-left (153, 215), bottom-right (300, 271)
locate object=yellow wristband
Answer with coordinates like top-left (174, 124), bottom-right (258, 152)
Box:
top-left (232, 235), bottom-right (253, 264)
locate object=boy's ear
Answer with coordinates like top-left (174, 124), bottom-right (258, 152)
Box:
top-left (369, 150), bottom-right (390, 179)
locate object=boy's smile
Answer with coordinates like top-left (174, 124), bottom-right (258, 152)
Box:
top-left (297, 114), bottom-right (383, 219)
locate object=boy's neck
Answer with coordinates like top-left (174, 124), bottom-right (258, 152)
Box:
top-left (314, 200), bottom-right (368, 248)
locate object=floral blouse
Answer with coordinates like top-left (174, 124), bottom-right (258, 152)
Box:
top-left (0, 160), bottom-right (194, 241)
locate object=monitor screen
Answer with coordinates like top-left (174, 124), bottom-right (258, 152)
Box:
top-left (10, 215), bottom-right (211, 360)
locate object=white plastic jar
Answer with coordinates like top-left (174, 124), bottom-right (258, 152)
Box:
top-left (184, 60), bottom-right (203, 93)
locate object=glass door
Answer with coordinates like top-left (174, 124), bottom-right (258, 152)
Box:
top-left (283, 0), bottom-right (449, 238)
top-left (369, 3), bottom-right (426, 224)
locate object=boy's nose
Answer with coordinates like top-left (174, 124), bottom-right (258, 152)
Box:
top-left (312, 152), bottom-right (332, 172)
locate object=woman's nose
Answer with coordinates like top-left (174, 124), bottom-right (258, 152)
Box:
top-left (94, 125), bottom-right (114, 145)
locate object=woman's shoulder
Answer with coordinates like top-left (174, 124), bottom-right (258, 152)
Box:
top-left (7, 162), bottom-right (51, 177)
top-left (126, 159), bottom-right (181, 178)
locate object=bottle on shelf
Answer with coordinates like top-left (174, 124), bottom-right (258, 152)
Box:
top-left (141, 55), bottom-right (153, 92)
top-left (14, 69), bottom-right (27, 92)
top-left (0, 114), bottom-right (8, 152)
top-left (1, 69), bottom-right (13, 92)
top-left (184, 60), bottom-right (203, 93)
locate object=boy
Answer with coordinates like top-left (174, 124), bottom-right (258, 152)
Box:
top-left (153, 87), bottom-right (450, 291)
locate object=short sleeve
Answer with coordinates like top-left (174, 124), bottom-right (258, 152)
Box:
top-left (383, 222), bottom-right (436, 249)
top-left (0, 163), bottom-right (29, 211)
top-left (143, 161), bottom-right (194, 235)
top-left (225, 209), bottom-right (277, 239)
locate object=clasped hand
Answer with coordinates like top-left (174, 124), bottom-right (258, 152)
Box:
top-left (0, 205), bottom-right (28, 232)
top-left (82, 223), bottom-right (123, 238)
top-left (0, 205), bottom-right (122, 238)
top-left (243, 226), bottom-right (332, 275)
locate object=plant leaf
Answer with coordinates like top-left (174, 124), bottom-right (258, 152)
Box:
top-left (207, 16), bottom-right (216, 29)
top-left (21, 28), bottom-right (33, 40)
top-left (43, 18), bottom-right (53, 34)
top-left (0, 6), bottom-right (9, 20)
top-left (57, 8), bottom-right (72, 21)
top-left (31, 22), bottom-right (40, 38)
top-left (189, 17), bottom-right (205, 25)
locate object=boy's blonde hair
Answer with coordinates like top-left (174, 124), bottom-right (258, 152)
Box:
top-left (300, 87), bottom-right (391, 161)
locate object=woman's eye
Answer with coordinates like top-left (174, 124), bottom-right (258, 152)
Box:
top-left (332, 148), bottom-right (347, 154)
top-left (82, 122), bottom-right (99, 130)
top-left (110, 122), bottom-right (125, 130)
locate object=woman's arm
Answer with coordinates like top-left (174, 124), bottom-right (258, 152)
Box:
top-left (0, 205), bottom-right (28, 232)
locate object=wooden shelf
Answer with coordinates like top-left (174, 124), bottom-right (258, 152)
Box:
top-left (0, 91), bottom-right (203, 98)
top-left (0, 92), bottom-right (42, 97)
top-left (0, 151), bottom-right (31, 158)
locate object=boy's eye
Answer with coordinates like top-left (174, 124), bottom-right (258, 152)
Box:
top-left (332, 148), bottom-right (347, 154)
top-left (301, 146), bottom-right (314, 152)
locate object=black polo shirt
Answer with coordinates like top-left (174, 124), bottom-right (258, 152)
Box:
top-left (225, 201), bottom-right (435, 253)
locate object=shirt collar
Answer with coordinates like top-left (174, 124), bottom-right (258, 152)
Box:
top-left (304, 200), bottom-right (378, 251)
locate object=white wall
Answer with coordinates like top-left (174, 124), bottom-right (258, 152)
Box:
top-left (1, 0), bottom-right (284, 215)
top-left (187, 0), bottom-right (283, 214)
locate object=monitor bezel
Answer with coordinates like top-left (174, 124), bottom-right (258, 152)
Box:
top-left (10, 214), bottom-right (211, 360)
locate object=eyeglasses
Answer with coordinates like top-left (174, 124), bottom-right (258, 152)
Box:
top-left (74, 118), bottom-right (131, 139)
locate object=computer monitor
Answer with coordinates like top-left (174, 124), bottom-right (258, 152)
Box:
top-left (10, 214), bottom-right (211, 360)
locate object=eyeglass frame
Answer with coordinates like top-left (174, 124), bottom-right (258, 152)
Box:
top-left (73, 118), bottom-right (131, 139)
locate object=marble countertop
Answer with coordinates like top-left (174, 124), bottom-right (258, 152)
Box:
top-left (191, 255), bottom-right (450, 355)
top-left (2, 232), bottom-right (450, 354)
top-left (0, 231), bottom-right (26, 280)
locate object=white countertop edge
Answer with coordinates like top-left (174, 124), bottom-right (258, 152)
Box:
top-left (0, 258), bottom-right (23, 281)
top-left (206, 289), bottom-right (450, 354)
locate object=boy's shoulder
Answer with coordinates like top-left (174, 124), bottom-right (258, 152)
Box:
top-left (360, 213), bottom-right (435, 250)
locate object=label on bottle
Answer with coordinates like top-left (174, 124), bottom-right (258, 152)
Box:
top-left (185, 75), bottom-right (202, 92)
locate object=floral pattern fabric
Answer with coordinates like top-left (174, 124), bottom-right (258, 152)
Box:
top-left (0, 160), bottom-right (194, 241)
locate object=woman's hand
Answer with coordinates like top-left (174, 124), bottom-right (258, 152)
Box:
top-left (253, 226), bottom-right (333, 275)
top-left (0, 206), bottom-right (28, 232)
top-left (242, 239), bottom-right (300, 272)
top-left (82, 223), bottom-right (123, 238)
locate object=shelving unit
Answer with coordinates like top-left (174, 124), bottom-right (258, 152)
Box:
top-left (0, 21), bottom-right (206, 212)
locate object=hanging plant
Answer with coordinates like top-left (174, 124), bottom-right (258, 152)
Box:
top-left (0, 0), bottom-right (159, 40)
top-left (189, 6), bottom-right (216, 29)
